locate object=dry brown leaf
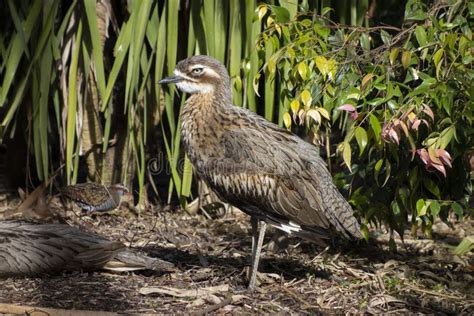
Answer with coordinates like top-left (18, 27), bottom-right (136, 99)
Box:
top-left (231, 294), bottom-right (249, 304)
top-left (383, 259), bottom-right (400, 269)
top-left (369, 295), bottom-right (405, 308)
top-left (186, 298), bottom-right (206, 309)
top-left (139, 284), bottom-right (229, 297)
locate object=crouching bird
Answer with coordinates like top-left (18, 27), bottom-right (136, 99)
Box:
top-left (159, 55), bottom-right (363, 291)
top-left (60, 183), bottom-right (129, 213)
top-left (0, 221), bottom-right (175, 276)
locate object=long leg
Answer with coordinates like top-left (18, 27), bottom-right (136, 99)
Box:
top-left (250, 216), bottom-right (258, 267)
top-left (248, 218), bottom-right (267, 292)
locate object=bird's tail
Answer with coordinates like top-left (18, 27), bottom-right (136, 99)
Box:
top-left (321, 178), bottom-right (363, 240)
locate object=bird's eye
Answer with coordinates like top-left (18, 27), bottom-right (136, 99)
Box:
top-left (191, 67), bottom-right (204, 75)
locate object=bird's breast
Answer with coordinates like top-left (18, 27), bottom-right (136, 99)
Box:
top-left (180, 95), bottom-right (226, 167)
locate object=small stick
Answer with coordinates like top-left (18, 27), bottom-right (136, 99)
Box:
top-left (192, 295), bottom-right (232, 316)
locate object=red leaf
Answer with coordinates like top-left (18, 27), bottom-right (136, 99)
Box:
top-left (431, 162), bottom-right (447, 177)
top-left (389, 128), bottom-right (399, 144)
top-left (350, 111), bottom-right (359, 120)
top-left (417, 148), bottom-right (429, 165)
top-left (437, 149), bottom-right (452, 168)
top-left (423, 105), bottom-right (435, 121)
top-left (412, 119), bottom-right (421, 131)
top-left (338, 104), bottom-right (356, 112)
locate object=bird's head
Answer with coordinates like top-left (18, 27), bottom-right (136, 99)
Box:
top-left (109, 184), bottom-right (132, 205)
top-left (159, 55), bottom-right (230, 95)
top-left (109, 184), bottom-right (129, 195)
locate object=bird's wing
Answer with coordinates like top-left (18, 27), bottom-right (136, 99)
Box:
top-left (61, 183), bottom-right (108, 205)
top-left (200, 123), bottom-right (361, 239)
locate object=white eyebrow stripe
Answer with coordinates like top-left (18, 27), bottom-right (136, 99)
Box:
top-left (191, 64), bottom-right (205, 69)
top-left (205, 68), bottom-right (220, 79)
top-left (174, 69), bottom-right (197, 82)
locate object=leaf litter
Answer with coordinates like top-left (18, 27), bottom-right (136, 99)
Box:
top-left (0, 197), bottom-right (472, 314)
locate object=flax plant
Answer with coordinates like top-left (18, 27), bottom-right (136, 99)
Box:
top-left (0, 0), bottom-right (374, 208)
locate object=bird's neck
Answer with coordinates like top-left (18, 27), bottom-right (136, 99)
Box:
top-left (109, 189), bottom-right (124, 206)
top-left (181, 89), bottom-right (232, 165)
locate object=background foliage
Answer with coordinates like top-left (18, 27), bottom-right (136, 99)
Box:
top-left (0, 0), bottom-right (472, 239)
top-left (258, 0), bottom-right (473, 238)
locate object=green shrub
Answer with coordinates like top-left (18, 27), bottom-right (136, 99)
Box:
top-left (257, 0), bottom-right (473, 238)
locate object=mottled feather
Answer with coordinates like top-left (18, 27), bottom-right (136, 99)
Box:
top-left (60, 183), bottom-right (127, 212)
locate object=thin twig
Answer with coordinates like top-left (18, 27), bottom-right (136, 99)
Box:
top-left (280, 285), bottom-right (321, 310)
top-left (404, 283), bottom-right (471, 301)
top-left (192, 295), bottom-right (232, 316)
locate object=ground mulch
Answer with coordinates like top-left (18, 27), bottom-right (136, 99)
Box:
top-left (0, 199), bottom-right (473, 314)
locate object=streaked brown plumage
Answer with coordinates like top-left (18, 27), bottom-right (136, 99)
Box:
top-left (160, 55), bottom-right (362, 290)
top-left (0, 221), bottom-right (124, 276)
top-left (61, 182), bottom-right (128, 212)
top-left (0, 221), bottom-right (175, 277)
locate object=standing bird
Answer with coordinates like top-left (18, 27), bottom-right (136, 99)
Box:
top-left (60, 183), bottom-right (128, 213)
top-left (159, 55), bottom-right (362, 291)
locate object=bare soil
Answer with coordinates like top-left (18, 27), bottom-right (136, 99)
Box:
top-left (0, 201), bottom-right (473, 315)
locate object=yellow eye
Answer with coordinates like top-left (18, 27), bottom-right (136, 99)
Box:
top-left (191, 67), bottom-right (203, 75)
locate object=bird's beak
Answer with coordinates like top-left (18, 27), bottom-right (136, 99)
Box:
top-left (158, 75), bottom-right (184, 85)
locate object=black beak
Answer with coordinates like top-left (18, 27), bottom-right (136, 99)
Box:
top-left (158, 75), bottom-right (184, 84)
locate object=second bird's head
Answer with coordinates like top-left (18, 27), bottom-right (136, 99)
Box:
top-left (159, 55), bottom-right (230, 94)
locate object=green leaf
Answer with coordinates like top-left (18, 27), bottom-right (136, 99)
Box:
top-left (279, 0), bottom-right (297, 19)
top-left (433, 48), bottom-right (444, 78)
top-left (361, 73), bottom-right (375, 90)
top-left (84, 0), bottom-right (107, 100)
top-left (297, 62), bottom-right (308, 80)
top-left (360, 33), bottom-right (370, 50)
top-left (369, 114), bottom-right (382, 142)
top-left (409, 167), bottom-right (419, 189)
top-left (264, 41), bottom-right (275, 121)
top-left (453, 237), bottom-right (474, 256)
top-left (437, 125), bottom-right (455, 149)
top-left (380, 30), bottom-right (391, 45)
top-left (0, 0), bottom-right (41, 107)
top-left (180, 155), bottom-right (193, 198)
top-left (66, 19), bottom-right (83, 184)
top-left (429, 200), bottom-right (441, 216)
top-left (389, 48), bottom-right (399, 66)
top-left (315, 55), bottom-right (337, 80)
top-left (452, 202), bottom-right (463, 217)
top-left (415, 25), bottom-right (428, 46)
top-left (423, 178), bottom-right (441, 199)
top-left (374, 159), bottom-right (383, 185)
top-left (269, 5), bottom-right (290, 23)
top-left (317, 107), bottom-right (330, 120)
top-left (401, 50), bottom-right (412, 69)
top-left (416, 198), bottom-right (425, 216)
top-left (354, 127), bottom-right (368, 155)
top-left (342, 141), bottom-right (352, 172)
top-left (382, 159), bottom-right (391, 187)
